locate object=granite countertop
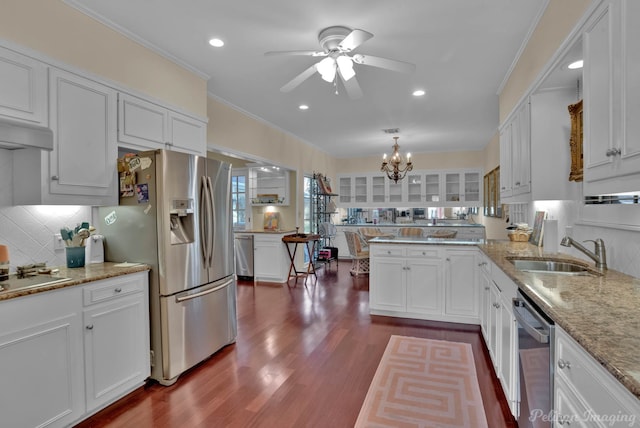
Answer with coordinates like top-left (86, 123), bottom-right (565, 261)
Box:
top-left (234, 229), bottom-right (296, 234)
top-left (336, 223), bottom-right (485, 228)
top-left (0, 262), bottom-right (150, 302)
top-left (369, 236), bottom-right (484, 245)
top-left (479, 240), bottom-right (640, 400)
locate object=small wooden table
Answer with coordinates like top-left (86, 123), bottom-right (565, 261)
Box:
top-left (282, 233), bottom-right (321, 285)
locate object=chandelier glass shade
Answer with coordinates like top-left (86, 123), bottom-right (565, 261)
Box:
top-left (381, 136), bottom-right (413, 183)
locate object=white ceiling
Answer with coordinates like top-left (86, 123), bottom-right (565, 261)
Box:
top-left (65, 0), bottom-right (546, 159)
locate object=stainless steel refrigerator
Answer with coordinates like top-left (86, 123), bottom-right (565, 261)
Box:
top-left (98, 149), bottom-right (237, 386)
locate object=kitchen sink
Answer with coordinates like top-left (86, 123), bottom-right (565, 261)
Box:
top-left (507, 258), bottom-right (602, 276)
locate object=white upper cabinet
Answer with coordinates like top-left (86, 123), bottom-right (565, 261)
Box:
top-left (583, 0), bottom-right (640, 195)
top-left (13, 68), bottom-right (118, 206)
top-left (500, 101), bottom-right (531, 202)
top-left (248, 166), bottom-right (290, 206)
top-left (0, 46), bottom-right (48, 126)
top-left (118, 93), bottom-right (207, 156)
top-left (337, 169), bottom-right (480, 207)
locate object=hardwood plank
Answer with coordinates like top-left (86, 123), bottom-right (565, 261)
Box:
top-left (76, 260), bottom-right (516, 428)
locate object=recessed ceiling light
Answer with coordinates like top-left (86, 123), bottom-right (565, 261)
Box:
top-left (568, 60), bottom-right (583, 69)
top-left (208, 38), bottom-right (224, 48)
top-left (299, 104), bottom-right (309, 110)
top-left (412, 89), bottom-right (426, 97)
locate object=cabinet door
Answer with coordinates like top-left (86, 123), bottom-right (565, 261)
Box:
top-left (463, 171), bottom-right (481, 203)
top-left (117, 92), bottom-right (167, 150)
top-left (406, 257), bottom-right (442, 315)
top-left (424, 173), bottom-right (441, 203)
top-left (354, 175), bottom-right (369, 204)
top-left (387, 179), bottom-right (403, 204)
top-left (444, 172), bottom-right (462, 203)
top-left (479, 271), bottom-right (491, 345)
top-left (370, 257), bottom-right (406, 312)
top-left (0, 46), bottom-right (48, 126)
top-left (49, 68), bottom-right (117, 200)
top-left (583, 3), bottom-right (615, 176)
top-left (499, 126), bottom-right (513, 198)
top-left (514, 102), bottom-right (531, 195)
top-left (499, 294), bottom-right (518, 412)
top-left (0, 288), bottom-right (84, 428)
top-left (167, 111), bottom-right (207, 155)
top-left (488, 282), bottom-right (501, 372)
top-left (444, 249), bottom-right (478, 318)
top-left (254, 237), bottom-right (287, 282)
top-left (406, 173), bottom-right (423, 203)
top-left (370, 175), bottom-right (387, 203)
top-left (83, 293), bottom-right (149, 412)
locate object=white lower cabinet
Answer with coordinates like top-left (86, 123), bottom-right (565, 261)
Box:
top-left (443, 248), bottom-right (478, 318)
top-left (370, 244), bottom-right (477, 324)
top-left (554, 326), bottom-right (640, 427)
top-left (253, 233), bottom-right (291, 283)
top-left (0, 271), bottom-right (150, 427)
top-left (0, 287), bottom-right (84, 428)
top-left (477, 253), bottom-right (519, 417)
top-left (83, 273), bottom-right (150, 413)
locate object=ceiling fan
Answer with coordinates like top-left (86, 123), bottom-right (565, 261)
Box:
top-left (265, 26), bottom-right (416, 99)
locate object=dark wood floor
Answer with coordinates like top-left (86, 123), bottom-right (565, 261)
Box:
top-left (77, 261), bottom-right (516, 428)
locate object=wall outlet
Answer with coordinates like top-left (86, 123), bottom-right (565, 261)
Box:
top-left (53, 233), bottom-right (65, 251)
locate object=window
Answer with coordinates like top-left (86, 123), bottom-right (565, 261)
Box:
top-left (231, 171), bottom-right (247, 229)
top-left (303, 175), bottom-right (312, 233)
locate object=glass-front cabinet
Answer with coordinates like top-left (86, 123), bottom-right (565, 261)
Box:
top-left (336, 169), bottom-right (481, 207)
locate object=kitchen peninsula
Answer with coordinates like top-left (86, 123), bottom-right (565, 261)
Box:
top-left (369, 237), bottom-right (640, 420)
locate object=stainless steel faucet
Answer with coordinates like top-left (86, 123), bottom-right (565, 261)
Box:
top-left (560, 237), bottom-right (607, 270)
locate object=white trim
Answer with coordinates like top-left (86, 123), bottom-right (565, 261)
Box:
top-left (497, 0), bottom-right (551, 95)
top-left (62, 0), bottom-right (210, 80)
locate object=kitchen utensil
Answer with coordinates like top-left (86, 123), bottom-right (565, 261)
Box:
top-left (76, 228), bottom-right (90, 246)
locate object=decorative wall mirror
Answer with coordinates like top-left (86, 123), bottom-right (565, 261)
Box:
top-left (483, 166), bottom-right (502, 218)
top-left (568, 99), bottom-right (583, 181)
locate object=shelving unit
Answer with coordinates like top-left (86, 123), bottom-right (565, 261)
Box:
top-left (312, 173), bottom-right (339, 268)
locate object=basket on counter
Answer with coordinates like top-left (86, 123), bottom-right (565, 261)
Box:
top-left (508, 231), bottom-right (531, 242)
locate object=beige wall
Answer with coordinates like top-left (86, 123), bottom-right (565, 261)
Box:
top-left (0, 0), bottom-right (207, 116)
top-left (334, 149), bottom-right (485, 174)
top-left (499, 0), bottom-right (592, 121)
top-left (207, 96), bottom-right (338, 230)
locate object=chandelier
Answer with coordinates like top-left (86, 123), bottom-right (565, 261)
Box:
top-left (381, 136), bottom-right (413, 183)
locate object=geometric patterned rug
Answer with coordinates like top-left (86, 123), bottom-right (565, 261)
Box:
top-left (355, 335), bottom-right (489, 428)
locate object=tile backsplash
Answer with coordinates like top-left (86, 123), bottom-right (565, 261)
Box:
top-left (0, 205), bottom-right (91, 271)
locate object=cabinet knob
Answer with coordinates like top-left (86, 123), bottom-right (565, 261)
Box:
top-left (387, 250), bottom-right (391, 254)
top-left (446, 258), bottom-right (451, 262)
top-left (557, 417), bottom-right (571, 426)
top-left (484, 287), bottom-right (490, 291)
top-left (557, 359), bottom-right (571, 369)
top-left (493, 302), bottom-right (500, 309)
top-left (606, 148), bottom-right (621, 157)
top-left (86, 325), bottom-right (94, 330)
top-left (51, 175), bottom-right (59, 181)
top-left (421, 252), bottom-right (426, 256)
top-left (114, 287), bottom-right (122, 293)
top-left (515, 181), bottom-right (521, 186)
top-left (478, 262), bottom-right (487, 267)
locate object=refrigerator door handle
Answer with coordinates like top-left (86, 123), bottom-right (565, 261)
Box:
top-left (199, 175), bottom-right (211, 268)
top-left (207, 175), bottom-right (215, 268)
top-left (175, 277), bottom-right (234, 303)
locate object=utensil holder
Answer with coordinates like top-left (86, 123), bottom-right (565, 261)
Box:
top-left (66, 246), bottom-right (85, 268)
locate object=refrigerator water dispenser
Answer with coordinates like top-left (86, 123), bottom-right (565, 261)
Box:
top-left (169, 199), bottom-right (194, 245)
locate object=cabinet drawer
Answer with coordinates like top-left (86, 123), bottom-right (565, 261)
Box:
top-left (371, 246), bottom-right (404, 257)
top-left (83, 273), bottom-right (146, 306)
top-left (555, 327), bottom-right (640, 421)
top-left (407, 247), bottom-right (440, 258)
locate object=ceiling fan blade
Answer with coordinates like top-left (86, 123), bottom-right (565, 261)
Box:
top-left (338, 29), bottom-right (373, 52)
top-left (340, 73), bottom-right (363, 100)
top-left (280, 64), bottom-right (319, 92)
top-left (352, 54), bottom-right (416, 74)
top-left (265, 50), bottom-right (327, 57)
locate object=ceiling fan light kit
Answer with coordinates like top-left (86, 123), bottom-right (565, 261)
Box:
top-left (381, 136), bottom-right (413, 183)
top-left (265, 25), bottom-right (415, 99)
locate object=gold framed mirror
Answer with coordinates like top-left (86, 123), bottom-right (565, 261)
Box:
top-left (568, 99), bottom-right (583, 182)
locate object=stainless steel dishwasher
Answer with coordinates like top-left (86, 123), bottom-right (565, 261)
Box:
top-left (234, 234), bottom-right (254, 279)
